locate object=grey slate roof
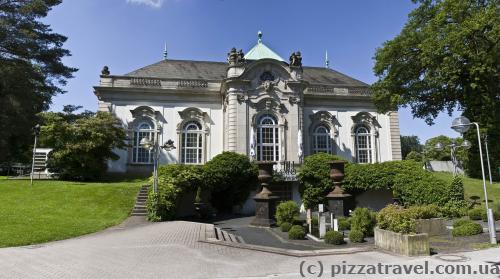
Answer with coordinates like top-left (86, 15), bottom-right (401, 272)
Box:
top-left (125, 59), bottom-right (369, 87)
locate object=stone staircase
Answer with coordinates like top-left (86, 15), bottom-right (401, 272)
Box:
top-left (131, 185), bottom-right (149, 216)
top-left (213, 227), bottom-right (245, 244)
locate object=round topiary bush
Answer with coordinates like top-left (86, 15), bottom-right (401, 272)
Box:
top-left (203, 152), bottom-right (258, 212)
top-left (348, 229), bottom-right (364, 243)
top-left (453, 219), bottom-right (473, 228)
top-left (280, 222), bottom-right (292, 232)
top-left (337, 217), bottom-right (351, 231)
top-left (468, 207), bottom-right (484, 220)
top-left (288, 225), bottom-right (306, 240)
top-left (452, 222), bottom-right (483, 237)
top-left (324, 230), bottom-right (345, 245)
top-left (275, 200), bottom-right (300, 225)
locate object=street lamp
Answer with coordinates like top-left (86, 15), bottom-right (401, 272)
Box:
top-left (451, 116), bottom-right (497, 244)
top-left (140, 135), bottom-right (176, 194)
top-left (484, 135), bottom-right (493, 185)
top-left (433, 140), bottom-right (471, 175)
top-left (30, 124), bottom-right (41, 186)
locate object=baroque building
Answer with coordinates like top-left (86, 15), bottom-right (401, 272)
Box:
top-left (94, 32), bottom-right (402, 175)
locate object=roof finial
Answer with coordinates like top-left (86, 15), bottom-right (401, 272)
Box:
top-left (257, 30), bottom-right (262, 44)
top-left (325, 50), bottom-right (330, 68)
top-left (163, 42), bottom-right (168, 60)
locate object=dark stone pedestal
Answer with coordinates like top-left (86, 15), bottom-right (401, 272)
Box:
top-left (251, 195), bottom-right (279, 227)
top-left (327, 195), bottom-right (352, 217)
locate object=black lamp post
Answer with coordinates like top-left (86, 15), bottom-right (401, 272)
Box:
top-left (140, 134), bottom-right (175, 194)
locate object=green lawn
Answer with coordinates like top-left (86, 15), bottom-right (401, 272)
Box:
top-left (433, 172), bottom-right (500, 209)
top-left (0, 177), bottom-right (145, 247)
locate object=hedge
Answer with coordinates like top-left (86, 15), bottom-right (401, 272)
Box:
top-left (350, 208), bottom-right (377, 237)
top-left (376, 205), bottom-right (416, 234)
top-left (452, 222), bottom-right (483, 237)
top-left (280, 222), bottom-right (292, 232)
top-left (324, 231), bottom-right (345, 245)
top-left (288, 225), bottom-right (306, 239)
top-left (348, 229), bottom-right (364, 243)
top-left (297, 153), bottom-right (346, 209)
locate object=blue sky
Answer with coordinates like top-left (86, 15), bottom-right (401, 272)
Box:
top-left (44, 0), bottom-right (460, 142)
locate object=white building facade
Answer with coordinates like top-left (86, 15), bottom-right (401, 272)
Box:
top-left (94, 34), bottom-right (402, 175)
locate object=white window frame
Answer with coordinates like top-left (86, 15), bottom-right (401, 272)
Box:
top-left (256, 114), bottom-right (280, 162)
top-left (312, 124), bottom-right (332, 154)
top-left (132, 120), bottom-right (154, 164)
top-left (355, 125), bottom-right (372, 163)
top-left (181, 121), bottom-right (203, 164)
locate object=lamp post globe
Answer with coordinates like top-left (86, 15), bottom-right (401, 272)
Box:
top-left (434, 142), bottom-right (444, 151)
top-left (451, 116), bottom-right (471, 134)
top-left (461, 139), bottom-right (472, 150)
top-left (140, 137), bottom-right (153, 150)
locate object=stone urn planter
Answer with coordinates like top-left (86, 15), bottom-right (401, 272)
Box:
top-left (250, 161), bottom-right (279, 227)
top-left (374, 227), bottom-right (430, 256)
top-left (414, 218), bottom-right (448, 236)
top-left (326, 160), bottom-right (352, 217)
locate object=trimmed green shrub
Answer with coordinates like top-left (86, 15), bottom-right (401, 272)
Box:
top-left (440, 200), bottom-right (470, 218)
top-left (448, 176), bottom-right (465, 201)
top-left (468, 207), bottom-right (500, 222)
top-left (337, 217), bottom-right (351, 231)
top-left (343, 160), bottom-right (456, 206)
top-left (348, 229), bottom-right (364, 243)
top-left (288, 225), bottom-right (306, 239)
top-left (297, 153), bottom-right (346, 209)
top-left (468, 207), bottom-right (483, 220)
top-left (452, 222), bottom-right (483, 237)
top-left (280, 222), bottom-right (292, 232)
top-left (453, 219), bottom-right (474, 228)
top-left (377, 204), bottom-right (416, 234)
top-left (311, 217), bottom-right (319, 226)
top-left (351, 208), bottom-right (377, 237)
top-left (324, 230), bottom-right (345, 245)
top-left (203, 152), bottom-right (258, 212)
top-left (407, 204), bottom-right (441, 219)
top-left (275, 201), bottom-right (300, 225)
top-left (147, 164), bottom-right (204, 221)
top-left (292, 217), bottom-right (305, 226)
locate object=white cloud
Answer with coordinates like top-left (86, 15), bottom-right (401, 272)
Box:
top-left (126, 0), bottom-right (165, 8)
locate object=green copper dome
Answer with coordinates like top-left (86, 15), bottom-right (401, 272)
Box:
top-left (244, 31), bottom-right (285, 62)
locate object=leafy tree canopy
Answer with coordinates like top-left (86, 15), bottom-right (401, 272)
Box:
top-left (0, 0), bottom-right (77, 163)
top-left (423, 135), bottom-right (468, 162)
top-left (39, 107), bottom-right (127, 180)
top-left (400, 135), bottom-right (423, 159)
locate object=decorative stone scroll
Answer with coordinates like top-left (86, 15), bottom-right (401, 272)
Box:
top-left (177, 107), bottom-right (209, 133)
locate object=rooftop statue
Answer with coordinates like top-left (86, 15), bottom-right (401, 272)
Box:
top-left (289, 51), bottom-right (302, 68)
top-left (227, 47), bottom-right (245, 65)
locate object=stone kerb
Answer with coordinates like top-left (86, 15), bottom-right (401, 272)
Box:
top-left (414, 218), bottom-right (448, 236)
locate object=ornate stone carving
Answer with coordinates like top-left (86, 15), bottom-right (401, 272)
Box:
top-left (177, 80), bottom-right (208, 88)
top-left (263, 80), bottom-right (274, 93)
top-left (130, 77), bottom-right (161, 87)
top-left (227, 47), bottom-right (245, 66)
top-left (289, 51), bottom-right (302, 67)
top-left (101, 66), bottom-right (110, 76)
top-left (288, 96), bottom-right (300, 105)
top-left (260, 71), bottom-right (275, 81)
top-left (351, 112), bottom-right (381, 130)
top-left (177, 107), bottom-right (209, 133)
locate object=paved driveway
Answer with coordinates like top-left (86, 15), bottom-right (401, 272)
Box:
top-left (0, 219), bottom-right (498, 279)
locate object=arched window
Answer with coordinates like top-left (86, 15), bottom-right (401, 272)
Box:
top-left (256, 114), bottom-right (280, 161)
top-left (355, 126), bottom-right (372, 163)
top-left (181, 121), bottom-right (203, 164)
top-left (312, 124), bottom-right (332, 154)
top-left (133, 120), bottom-right (154, 163)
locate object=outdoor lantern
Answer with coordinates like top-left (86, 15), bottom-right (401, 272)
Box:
top-left (451, 116), bottom-right (471, 134)
top-left (140, 137), bottom-right (153, 150)
top-left (434, 142), bottom-right (444, 151)
top-left (461, 139), bottom-right (472, 150)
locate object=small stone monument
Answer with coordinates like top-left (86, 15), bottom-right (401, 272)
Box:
top-left (326, 160), bottom-right (352, 217)
top-left (251, 162), bottom-right (279, 227)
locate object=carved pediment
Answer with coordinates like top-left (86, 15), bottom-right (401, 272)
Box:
top-left (130, 106), bottom-right (162, 122)
top-left (177, 107), bottom-right (210, 133)
top-left (351, 112), bottom-right (381, 128)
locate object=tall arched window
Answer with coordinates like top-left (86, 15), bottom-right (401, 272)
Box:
top-left (355, 125), bottom-right (372, 163)
top-left (312, 124), bottom-right (332, 154)
top-left (256, 114), bottom-right (280, 161)
top-left (133, 120), bottom-right (154, 163)
top-left (181, 121), bottom-right (203, 164)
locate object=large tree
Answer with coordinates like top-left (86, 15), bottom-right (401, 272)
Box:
top-left (0, 0), bottom-right (76, 163)
top-left (39, 107), bottom-right (127, 180)
top-left (400, 135), bottom-right (423, 159)
top-left (372, 0), bottom-right (499, 180)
